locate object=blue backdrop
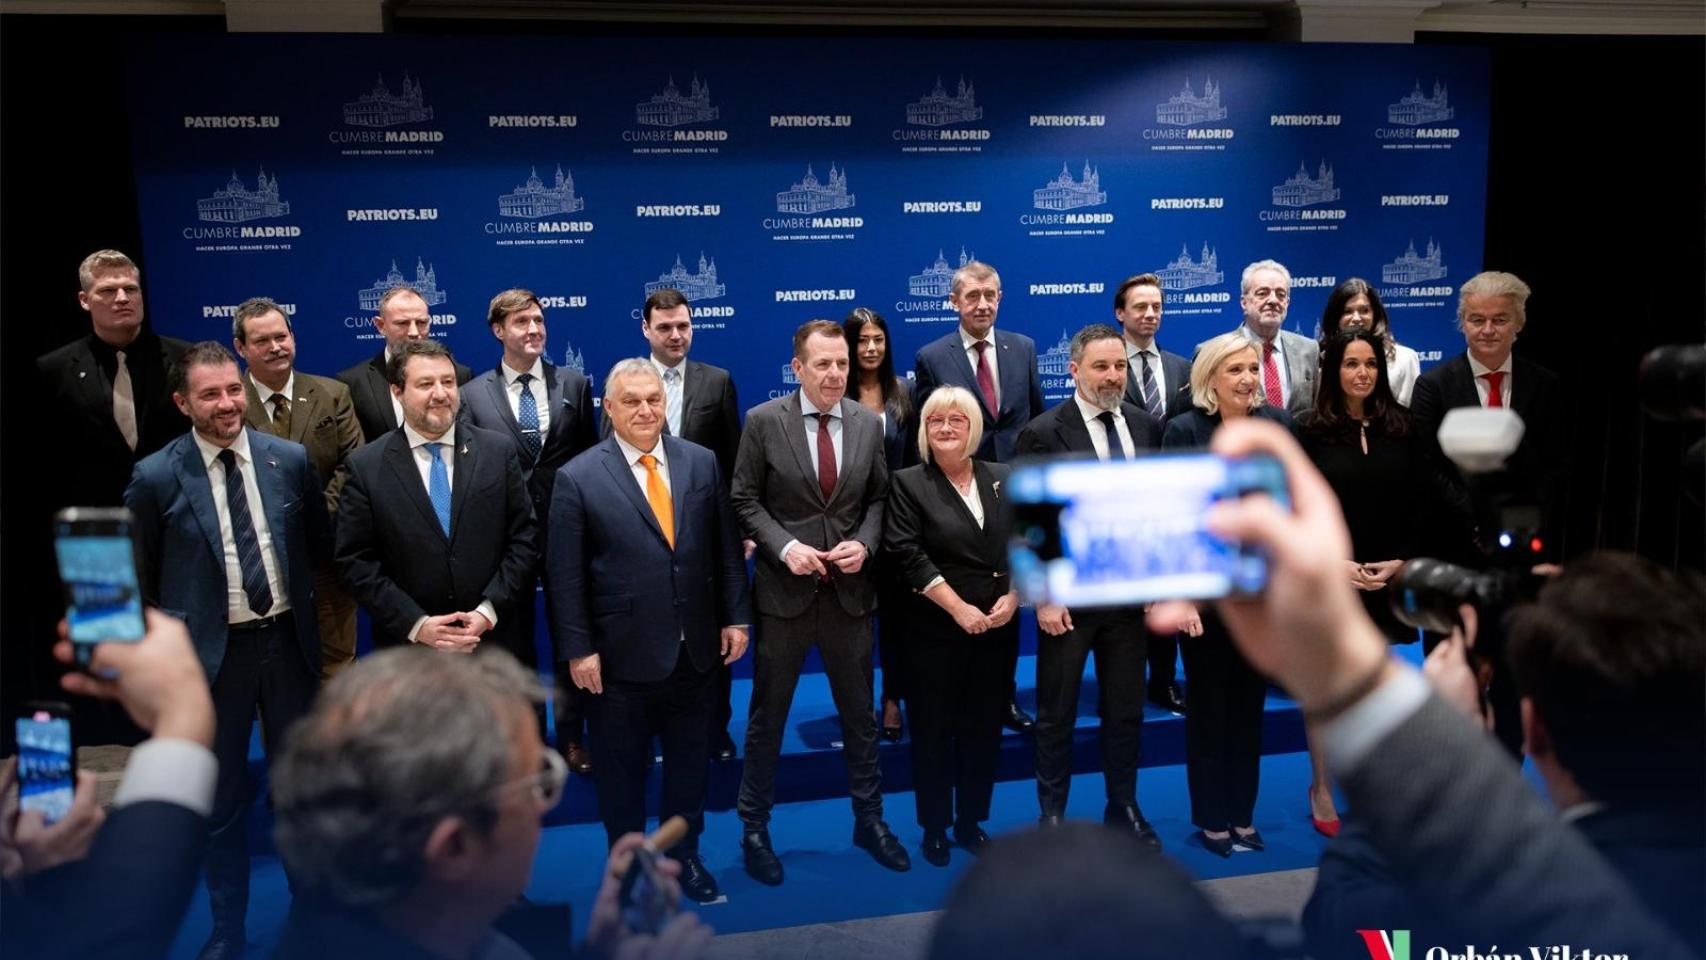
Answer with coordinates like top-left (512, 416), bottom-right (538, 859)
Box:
top-left (127, 34), bottom-right (1488, 407)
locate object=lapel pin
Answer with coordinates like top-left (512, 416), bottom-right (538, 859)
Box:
top-left (460, 443), bottom-right (469, 456)
top-left (266, 457), bottom-right (279, 469)
top-left (79, 371), bottom-right (88, 379)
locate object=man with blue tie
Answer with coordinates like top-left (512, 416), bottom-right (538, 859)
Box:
top-left (546, 358), bottom-right (751, 904)
top-left (125, 341), bottom-right (329, 960)
top-left (913, 259), bottom-right (1045, 733)
top-left (334, 339), bottom-right (540, 660)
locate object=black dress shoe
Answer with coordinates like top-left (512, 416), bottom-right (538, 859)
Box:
top-left (952, 824), bottom-right (990, 854)
top-left (1147, 682), bottom-right (1187, 715)
top-left (1004, 700), bottom-right (1036, 734)
top-left (1200, 831), bottom-right (1234, 858)
top-left (712, 731), bottom-right (737, 761)
top-left (1105, 802), bottom-right (1162, 851)
top-left (1038, 813), bottom-right (1064, 828)
top-left (678, 853), bottom-right (721, 903)
top-left (196, 930), bottom-right (245, 960)
top-left (853, 819), bottom-right (912, 872)
top-left (1232, 827), bottom-right (1265, 851)
top-left (741, 828), bottom-right (784, 886)
top-left (921, 829), bottom-right (951, 867)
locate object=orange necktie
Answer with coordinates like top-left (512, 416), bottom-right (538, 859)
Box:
top-left (639, 454), bottom-right (674, 548)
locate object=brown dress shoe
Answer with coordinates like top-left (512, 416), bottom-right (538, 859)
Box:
top-left (565, 741), bottom-right (593, 775)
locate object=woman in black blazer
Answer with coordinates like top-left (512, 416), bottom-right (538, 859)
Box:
top-left (846, 308), bottom-right (918, 741)
top-left (1160, 333), bottom-right (1290, 858)
top-left (882, 385), bottom-right (1018, 867)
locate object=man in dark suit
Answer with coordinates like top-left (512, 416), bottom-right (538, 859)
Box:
top-left (612, 288), bottom-right (746, 760)
top-left (1114, 273), bottom-right (1193, 716)
top-left (124, 341), bottom-right (329, 960)
top-left (233, 296), bottom-right (365, 679)
top-left (463, 289), bottom-right (598, 769)
top-left (336, 286), bottom-right (472, 444)
top-left (733, 320), bottom-right (909, 883)
top-left (547, 358), bottom-right (751, 904)
top-left (335, 339), bottom-right (540, 662)
top-left (1015, 325), bottom-right (1164, 847)
top-left (913, 259), bottom-right (1045, 732)
top-left (1198, 259), bottom-right (1317, 418)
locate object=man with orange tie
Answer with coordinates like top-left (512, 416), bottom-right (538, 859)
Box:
top-left (545, 358), bottom-right (751, 905)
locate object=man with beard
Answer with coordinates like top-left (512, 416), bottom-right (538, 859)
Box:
top-left (124, 341), bottom-right (328, 959)
top-left (1015, 324), bottom-right (1165, 847)
top-left (1200, 259), bottom-right (1317, 418)
top-left (335, 339), bottom-right (540, 660)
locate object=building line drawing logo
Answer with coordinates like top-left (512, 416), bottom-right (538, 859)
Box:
top-left (1382, 239), bottom-right (1447, 284)
top-left (909, 247), bottom-right (973, 298)
top-left (1038, 331), bottom-right (1072, 378)
top-left (1033, 161), bottom-right (1107, 211)
top-left (559, 340), bottom-right (587, 376)
top-left (906, 77), bottom-right (983, 127)
top-left (197, 168), bottom-right (290, 223)
top-left (1272, 160), bottom-right (1340, 207)
top-left (358, 258), bottom-right (446, 311)
top-left (1157, 242), bottom-right (1223, 290)
top-left (637, 76), bottom-right (719, 127)
top-left (344, 74), bottom-right (434, 128)
top-left (1388, 80), bottom-right (1453, 126)
top-left (499, 165), bottom-right (585, 218)
top-left (646, 253), bottom-right (725, 301)
top-left (776, 163), bottom-right (855, 213)
top-left (1156, 77), bottom-right (1226, 126)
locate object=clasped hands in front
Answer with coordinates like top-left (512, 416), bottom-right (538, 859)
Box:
top-left (416, 610), bottom-right (492, 653)
top-left (782, 541), bottom-right (866, 577)
top-left (951, 592), bottom-right (1018, 635)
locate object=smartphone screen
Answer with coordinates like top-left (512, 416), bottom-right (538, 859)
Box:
top-left (1007, 452), bottom-right (1290, 608)
top-left (617, 847), bottom-right (677, 935)
top-left (54, 509), bottom-right (145, 645)
top-left (16, 706), bottom-right (74, 825)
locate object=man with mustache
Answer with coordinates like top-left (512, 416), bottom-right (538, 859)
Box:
top-left (232, 296), bottom-right (365, 679)
top-left (1201, 259), bottom-right (1317, 418)
top-left (335, 339), bottom-right (540, 663)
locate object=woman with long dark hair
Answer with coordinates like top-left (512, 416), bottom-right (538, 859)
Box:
top-left (1319, 279), bottom-right (1421, 405)
top-left (844, 307), bottom-right (916, 741)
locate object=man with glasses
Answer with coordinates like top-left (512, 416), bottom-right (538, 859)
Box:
top-left (546, 358), bottom-right (751, 904)
top-left (272, 646), bottom-right (711, 959)
top-left (1202, 259), bottom-right (1317, 418)
top-left (913, 259), bottom-right (1046, 734)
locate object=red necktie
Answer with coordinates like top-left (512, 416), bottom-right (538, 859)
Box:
top-left (814, 412), bottom-right (838, 501)
top-left (1262, 341), bottom-right (1284, 407)
top-left (973, 340), bottom-right (998, 415)
top-left (1481, 371), bottom-right (1506, 408)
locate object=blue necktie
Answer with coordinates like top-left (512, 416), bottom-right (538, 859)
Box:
top-left (217, 449), bottom-right (274, 616)
top-left (426, 442), bottom-right (451, 538)
top-left (516, 373), bottom-right (542, 460)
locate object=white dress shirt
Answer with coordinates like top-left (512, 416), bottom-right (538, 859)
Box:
top-left (1389, 343), bottom-right (1422, 407)
top-left (1073, 393), bottom-right (1136, 462)
top-left (650, 356), bottom-right (687, 435)
top-left (250, 371), bottom-right (297, 425)
top-left (1238, 325), bottom-right (1293, 405)
top-left (613, 432), bottom-right (670, 499)
top-left (1467, 353), bottom-right (1514, 408)
top-left (1125, 341), bottom-right (1168, 413)
top-left (112, 738), bottom-right (218, 816)
top-left (960, 326), bottom-right (1000, 410)
top-left (781, 392), bottom-right (846, 564)
top-left (501, 357), bottom-right (552, 433)
top-left (400, 423), bottom-right (498, 640)
top-left (192, 429), bottom-right (288, 624)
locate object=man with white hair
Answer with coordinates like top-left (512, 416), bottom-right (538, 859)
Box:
top-left (1200, 259), bottom-right (1317, 417)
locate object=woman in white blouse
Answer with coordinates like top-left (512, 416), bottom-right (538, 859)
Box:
top-left (1319, 278), bottom-right (1421, 405)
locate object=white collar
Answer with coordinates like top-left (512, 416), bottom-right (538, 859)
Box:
top-left (799, 391), bottom-right (840, 418)
top-left (1073, 391), bottom-right (1121, 425)
top-left (501, 357), bottom-right (546, 386)
top-left (249, 371), bottom-right (296, 407)
top-left (959, 326), bottom-right (994, 351)
top-left (1467, 352), bottom-right (1513, 378)
top-left (193, 427), bottom-right (253, 470)
top-left (613, 432), bottom-right (665, 467)
top-left (404, 422), bottom-right (456, 451)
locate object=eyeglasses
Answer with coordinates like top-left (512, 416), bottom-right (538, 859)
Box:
top-left (926, 414), bottom-right (972, 430)
top-left (1249, 287), bottom-right (1289, 303)
top-left (499, 746), bottom-right (568, 809)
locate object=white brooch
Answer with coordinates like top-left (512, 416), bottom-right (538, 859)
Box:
top-left (992, 480), bottom-right (1002, 498)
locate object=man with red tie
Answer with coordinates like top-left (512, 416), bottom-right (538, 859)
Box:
top-left (1200, 259), bottom-right (1318, 418)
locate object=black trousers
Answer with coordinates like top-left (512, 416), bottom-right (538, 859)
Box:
top-left (738, 597), bottom-right (883, 827)
top-left (709, 659), bottom-right (733, 741)
top-left (906, 622), bottom-right (1015, 830)
top-left (207, 613), bottom-right (317, 932)
top-left (1147, 632), bottom-right (1179, 692)
top-left (1179, 618), bottom-right (1267, 831)
top-left (587, 646), bottom-right (712, 855)
top-left (1033, 608), bottom-right (1147, 816)
top-left (875, 573), bottom-right (911, 704)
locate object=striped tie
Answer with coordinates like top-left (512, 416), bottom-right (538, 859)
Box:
top-left (216, 449), bottom-right (273, 616)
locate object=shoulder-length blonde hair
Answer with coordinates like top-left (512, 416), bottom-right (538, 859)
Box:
top-left (916, 385), bottom-right (984, 465)
top-left (1190, 332), bottom-right (1263, 416)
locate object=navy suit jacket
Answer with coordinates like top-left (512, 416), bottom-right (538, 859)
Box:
top-left (334, 424), bottom-right (540, 655)
top-left (125, 429), bottom-right (327, 682)
top-left (914, 328), bottom-right (1044, 463)
top-left (1122, 346), bottom-right (1193, 421)
top-left (335, 349), bottom-right (473, 444)
top-left (546, 435), bottom-right (751, 682)
top-left (462, 360), bottom-right (597, 531)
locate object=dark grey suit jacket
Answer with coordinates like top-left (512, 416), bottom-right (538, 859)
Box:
top-left (335, 349), bottom-right (473, 444)
top-left (731, 392), bottom-right (887, 619)
top-left (1122, 345), bottom-right (1193, 421)
top-left (243, 370), bottom-right (363, 517)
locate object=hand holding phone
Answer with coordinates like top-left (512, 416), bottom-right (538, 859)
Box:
top-left (54, 508), bottom-right (146, 658)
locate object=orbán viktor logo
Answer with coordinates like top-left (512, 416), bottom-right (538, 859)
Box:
top-left (344, 74), bottom-right (434, 128)
top-left (1032, 161), bottom-right (1106, 211)
top-left (776, 163), bottom-right (855, 214)
top-left (500, 165), bottom-right (585, 218)
top-left (1358, 930), bottom-right (1411, 960)
top-left (197, 168), bottom-right (290, 223)
top-left (646, 253), bottom-right (725, 302)
top-left (1383, 239), bottom-right (1447, 284)
top-left (358, 258), bottom-right (447, 311)
top-left (637, 75), bottom-right (719, 127)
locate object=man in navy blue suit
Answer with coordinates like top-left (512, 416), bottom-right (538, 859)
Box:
top-left (546, 358), bottom-right (751, 905)
top-left (124, 341), bottom-right (329, 960)
top-left (913, 259), bottom-right (1045, 732)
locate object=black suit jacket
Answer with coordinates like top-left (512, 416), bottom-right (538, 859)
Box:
top-left (1159, 405), bottom-right (1293, 450)
top-left (1409, 352), bottom-right (1567, 557)
top-left (602, 359), bottom-right (742, 481)
top-left (334, 424), bottom-right (540, 655)
top-left (462, 360), bottom-right (597, 530)
top-left (1015, 395), bottom-right (1165, 460)
top-left (335, 349), bottom-right (474, 444)
top-left (1122, 345), bottom-right (1193, 421)
top-left (36, 331), bottom-right (191, 508)
top-left (883, 460), bottom-right (1014, 611)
